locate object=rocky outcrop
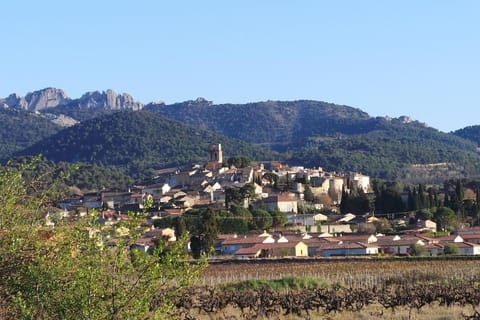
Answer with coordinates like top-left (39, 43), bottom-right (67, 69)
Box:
top-left (43, 113), bottom-right (79, 127)
top-left (0, 88), bottom-right (143, 111)
top-left (75, 89), bottom-right (143, 110)
top-left (25, 88), bottom-right (70, 110)
top-left (0, 88), bottom-right (71, 111)
top-left (2, 93), bottom-right (28, 109)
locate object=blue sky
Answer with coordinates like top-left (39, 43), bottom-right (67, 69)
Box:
top-left (1, 1), bottom-right (479, 132)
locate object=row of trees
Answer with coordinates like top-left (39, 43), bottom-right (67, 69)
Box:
top-left (338, 178), bottom-right (480, 232)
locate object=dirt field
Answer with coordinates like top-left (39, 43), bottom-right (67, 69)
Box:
top-left (173, 257), bottom-right (480, 320)
top-left (201, 257), bottom-right (480, 286)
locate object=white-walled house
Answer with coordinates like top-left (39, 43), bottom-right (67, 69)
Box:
top-left (348, 173), bottom-right (371, 193)
top-left (450, 242), bottom-right (480, 255)
top-left (316, 242), bottom-right (379, 257)
top-left (377, 238), bottom-right (425, 255)
top-left (234, 241), bottom-right (309, 259)
top-left (262, 193), bottom-right (298, 213)
top-left (142, 183), bottom-right (171, 198)
top-left (416, 219), bottom-right (437, 232)
top-left (334, 234), bottom-right (378, 243)
top-left (319, 224), bottom-right (354, 234)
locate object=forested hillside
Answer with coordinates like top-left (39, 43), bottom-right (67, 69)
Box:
top-left (145, 99), bottom-right (371, 148)
top-left (290, 119), bottom-right (480, 179)
top-left (16, 111), bottom-right (276, 180)
top-left (147, 100), bottom-right (480, 180)
top-left (453, 125), bottom-right (480, 146)
top-left (0, 108), bottom-right (62, 161)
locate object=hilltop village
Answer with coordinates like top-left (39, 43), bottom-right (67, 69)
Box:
top-left (54, 144), bottom-right (480, 259)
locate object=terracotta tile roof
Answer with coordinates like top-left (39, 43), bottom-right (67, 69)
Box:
top-left (301, 237), bottom-right (335, 246)
top-left (458, 234), bottom-right (480, 243)
top-left (332, 235), bottom-right (374, 242)
top-left (234, 246), bottom-right (262, 256)
top-left (424, 243), bottom-right (443, 249)
top-left (222, 236), bottom-right (268, 245)
top-left (255, 241), bottom-right (304, 250)
top-left (316, 242), bottom-right (378, 251)
top-left (431, 235), bottom-right (461, 242)
top-left (450, 241), bottom-right (480, 248)
top-left (376, 239), bottom-right (424, 246)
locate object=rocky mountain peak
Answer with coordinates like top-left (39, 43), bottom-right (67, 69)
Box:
top-left (1, 88), bottom-right (144, 112)
top-left (77, 89), bottom-right (143, 110)
top-left (0, 88), bottom-right (70, 111)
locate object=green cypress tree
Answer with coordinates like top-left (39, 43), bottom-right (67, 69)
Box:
top-left (201, 208), bottom-right (218, 255)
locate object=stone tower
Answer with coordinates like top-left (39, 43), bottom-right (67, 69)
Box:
top-left (209, 143), bottom-right (223, 163)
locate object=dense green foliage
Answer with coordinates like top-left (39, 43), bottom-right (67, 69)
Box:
top-left (0, 159), bottom-right (204, 319)
top-left (408, 243), bottom-right (428, 256)
top-left (16, 111), bottom-right (276, 180)
top-left (340, 186), bottom-right (373, 214)
top-left (66, 163), bottom-right (133, 190)
top-left (443, 243), bottom-right (460, 255)
top-left (0, 108), bottom-right (61, 162)
top-left (9, 157), bottom-right (133, 191)
top-left (226, 156), bottom-right (251, 168)
top-left (156, 206), bottom-right (288, 241)
top-left (146, 99), bottom-right (370, 148)
top-left (289, 118), bottom-right (480, 180)
top-left (147, 100), bottom-right (480, 180)
top-left (453, 125), bottom-right (480, 146)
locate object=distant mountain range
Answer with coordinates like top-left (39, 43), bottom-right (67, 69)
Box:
top-left (0, 87), bottom-right (142, 112)
top-left (2, 87), bottom-right (480, 184)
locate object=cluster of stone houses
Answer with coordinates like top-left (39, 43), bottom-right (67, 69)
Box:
top-left (53, 143), bottom-right (480, 258)
top-left (56, 144), bottom-right (370, 230)
top-left (217, 229), bottom-right (480, 259)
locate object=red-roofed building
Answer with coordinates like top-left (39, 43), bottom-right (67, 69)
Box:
top-left (316, 242), bottom-right (379, 257)
top-left (221, 234), bottom-right (275, 255)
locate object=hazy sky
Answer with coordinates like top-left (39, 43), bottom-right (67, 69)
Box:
top-left (1, 1), bottom-right (479, 132)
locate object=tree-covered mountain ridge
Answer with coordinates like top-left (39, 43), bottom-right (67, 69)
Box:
top-left (145, 99), bottom-right (480, 180)
top-left (1, 88), bottom-right (428, 141)
top-left (145, 99), bottom-right (429, 149)
top-left (453, 125), bottom-right (480, 147)
top-left (2, 87), bottom-right (480, 182)
top-left (14, 111), bottom-right (276, 180)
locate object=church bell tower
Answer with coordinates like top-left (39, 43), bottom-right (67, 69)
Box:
top-left (209, 143), bottom-right (223, 163)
